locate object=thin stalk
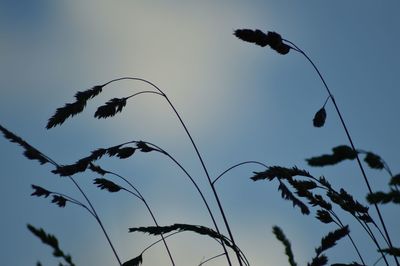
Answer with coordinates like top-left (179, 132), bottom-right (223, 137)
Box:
top-left (19, 141), bottom-right (122, 265)
top-left (199, 253), bottom-right (226, 266)
top-left (101, 77), bottom-right (242, 265)
top-left (107, 170), bottom-right (176, 266)
top-left (284, 40), bottom-right (398, 266)
top-left (213, 161), bottom-right (268, 185)
top-left (162, 93), bottom-right (243, 266)
top-left (311, 176), bottom-right (389, 265)
top-left (149, 143), bottom-right (232, 265)
top-left (328, 210), bottom-right (366, 265)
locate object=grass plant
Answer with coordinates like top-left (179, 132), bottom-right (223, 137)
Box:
top-left (1, 28), bottom-right (398, 266)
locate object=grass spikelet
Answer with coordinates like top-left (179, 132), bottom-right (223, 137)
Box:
top-left (122, 254), bottom-right (143, 266)
top-left (94, 97), bottom-right (127, 119)
top-left (94, 178), bottom-right (122, 193)
top-left (47, 85), bottom-right (103, 129)
top-left (0, 125), bottom-right (49, 165)
top-left (278, 181), bottom-right (310, 215)
top-left (272, 226), bottom-right (297, 266)
top-left (27, 224), bottom-right (75, 266)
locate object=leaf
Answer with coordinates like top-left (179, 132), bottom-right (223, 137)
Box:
top-left (272, 226), bottom-right (297, 266)
top-left (122, 254), bottom-right (143, 266)
top-left (0, 125), bottom-right (49, 165)
top-left (47, 85), bottom-right (103, 129)
top-left (315, 226), bottom-right (349, 256)
top-left (94, 178), bottom-right (121, 192)
top-left (363, 152), bottom-right (384, 170)
top-left (31, 185), bottom-right (51, 198)
top-left (313, 107), bottom-right (327, 128)
top-left (51, 195), bottom-right (67, 208)
top-left (278, 181), bottom-right (310, 215)
top-left (94, 97), bottom-right (127, 119)
top-left (306, 145), bottom-right (357, 167)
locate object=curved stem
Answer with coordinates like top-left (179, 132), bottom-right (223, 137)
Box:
top-left (213, 161), bottom-right (268, 185)
top-left (101, 77), bottom-right (242, 265)
top-left (284, 40), bottom-right (398, 266)
top-left (106, 170), bottom-right (176, 266)
top-left (329, 210), bottom-right (366, 265)
top-left (146, 142), bottom-right (232, 264)
top-left (21, 142), bottom-right (122, 265)
top-left (198, 253), bottom-right (226, 266)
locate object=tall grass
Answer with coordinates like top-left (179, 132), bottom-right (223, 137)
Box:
top-left (1, 29), bottom-right (398, 265)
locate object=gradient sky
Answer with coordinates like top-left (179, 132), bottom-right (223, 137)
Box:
top-left (1, 1), bottom-right (399, 265)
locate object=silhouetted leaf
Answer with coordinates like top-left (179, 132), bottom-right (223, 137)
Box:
top-left (313, 107), bottom-right (326, 128)
top-left (94, 97), bottom-right (127, 119)
top-left (94, 178), bottom-right (121, 192)
top-left (137, 141), bottom-right (155, 153)
top-left (307, 145), bottom-right (357, 167)
top-left (272, 226), bottom-right (297, 266)
top-left (316, 210), bottom-right (333, 224)
top-left (52, 195), bottom-right (67, 208)
top-left (363, 152), bottom-right (384, 170)
top-left (122, 254), bottom-right (143, 266)
top-left (278, 181), bottom-right (310, 215)
top-left (367, 190), bottom-right (400, 204)
top-left (0, 125), bottom-right (49, 165)
top-left (31, 185), bottom-right (51, 198)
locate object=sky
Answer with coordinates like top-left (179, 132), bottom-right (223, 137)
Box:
top-left (1, 1), bottom-right (399, 265)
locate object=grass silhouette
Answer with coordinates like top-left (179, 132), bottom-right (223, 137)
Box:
top-left (1, 29), bottom-right (399, 265)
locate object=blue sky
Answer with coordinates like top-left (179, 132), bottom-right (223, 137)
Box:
top-left (1, 1), bottom-right (399, 265)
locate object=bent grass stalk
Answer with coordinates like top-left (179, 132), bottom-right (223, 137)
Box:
top-left (101, 77), bottom-right (242, 265)
top-left (0, 127), bottom-right (123, 266)
top-left (284, 39), bottom-right (398, 262)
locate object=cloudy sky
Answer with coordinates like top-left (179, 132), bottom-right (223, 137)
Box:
top-left (1, 1), bottom-right (399, 265)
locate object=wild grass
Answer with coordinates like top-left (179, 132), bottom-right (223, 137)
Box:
top-left (1, 28), bottom-right (399, 265)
